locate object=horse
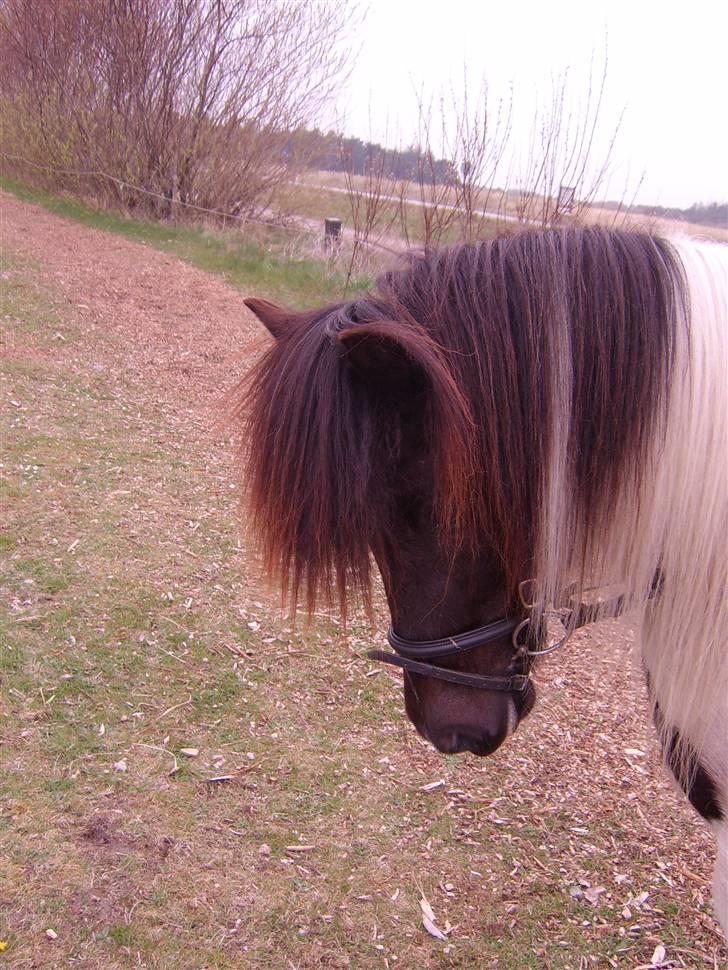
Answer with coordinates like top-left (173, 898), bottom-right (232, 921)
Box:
top-left (237, 226), bottom-right (727, 933)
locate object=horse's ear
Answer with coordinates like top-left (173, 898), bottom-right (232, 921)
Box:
top-left (337, 323), bottom-right (422, 390)
top-left (244, 298), bottom-right (289, 339)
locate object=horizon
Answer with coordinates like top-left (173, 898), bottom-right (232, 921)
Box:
top-left (305, 128), bottom-right (726, 214)
top-left (332, 0), bottom-right (727, 211)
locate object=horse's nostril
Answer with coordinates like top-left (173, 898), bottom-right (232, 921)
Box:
top-left (461, 733), bottom-right (503, 756)
top-left (431, 729), bottom-right (505, 757)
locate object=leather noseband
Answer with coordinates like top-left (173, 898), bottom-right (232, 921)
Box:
top-left (367, 615), bottom-right (530, 693)
top-left (366, 575), bottom-right (662, 693)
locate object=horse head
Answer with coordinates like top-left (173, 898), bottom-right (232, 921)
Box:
top-left (243, 293), bottom-right (537, 757)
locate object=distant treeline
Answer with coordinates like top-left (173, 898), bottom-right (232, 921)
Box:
top-left (294, 130), bottom-right (727, 227)
top-left (287, 128), bottom-right (456, 182)
top-left (601, 200), bottom-right (727, 228)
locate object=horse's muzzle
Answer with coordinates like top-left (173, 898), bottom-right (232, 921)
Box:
top-left (427, 725), bottom-right (510, 756)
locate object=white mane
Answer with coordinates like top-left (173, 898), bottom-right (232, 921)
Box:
top-left (537, 235), bottom-right (727, 931)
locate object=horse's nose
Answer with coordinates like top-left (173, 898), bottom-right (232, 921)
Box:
top-left (428, 726), bottom-right (507, 757)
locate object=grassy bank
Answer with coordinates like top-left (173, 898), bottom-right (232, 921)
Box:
top-left (0, 175), bottom-right (370, 307)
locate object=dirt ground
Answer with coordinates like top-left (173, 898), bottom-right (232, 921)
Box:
top-left (1, 191), bottom-right (726, 969)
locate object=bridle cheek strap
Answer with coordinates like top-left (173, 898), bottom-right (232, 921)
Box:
top-left (367, 649), bottom-right (530, 692)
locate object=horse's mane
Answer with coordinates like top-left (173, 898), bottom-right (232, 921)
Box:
top-left (241, 227), bottom-right (684, 616)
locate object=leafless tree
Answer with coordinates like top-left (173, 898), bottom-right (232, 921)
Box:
top-left (339, 81), bottom-right (513, 252)
top-left (341, 138), bottom-right (401, 286)
top-left (447, 77), bottom-right (513, 241)
top-left (337, 51), bottom-right (630, 248)
top-left (0, 0), bottom-right (356, 219)
top-left (398, 97), bottom-right (461, 248)
top-left (513, 55), bottom-right (622, 226)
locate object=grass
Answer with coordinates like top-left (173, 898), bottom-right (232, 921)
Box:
top-left (0, 175), bottom-right (370, 307)
top-left (282, 178), bottom-right (504, 248)
top-left (0, 169), bottom-right (506, 298)
top-left (0, 188), bottom-right (725, 968)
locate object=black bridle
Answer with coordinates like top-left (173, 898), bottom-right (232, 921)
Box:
top-left (366, 578), bottom-right (656, 694)
top-left (368, 615), bottom-right (530, 692)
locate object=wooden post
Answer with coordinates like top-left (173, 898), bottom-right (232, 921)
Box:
top-left (324, 217), bottom-right (342, 252)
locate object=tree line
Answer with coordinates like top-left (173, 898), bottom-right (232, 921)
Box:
top-left (286, 128), bottom-right (456, 184)
top-left (614, 201), bottom-right (727, 229)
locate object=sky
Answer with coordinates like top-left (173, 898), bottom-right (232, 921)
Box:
top-left (333, 0), bottom-right (727, 209)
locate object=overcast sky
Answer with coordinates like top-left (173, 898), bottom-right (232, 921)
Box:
top-left (334, 0), bottom-right (727, 208)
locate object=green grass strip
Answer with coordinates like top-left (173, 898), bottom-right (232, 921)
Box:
top-left (0, 175), bottom-right (370, 306)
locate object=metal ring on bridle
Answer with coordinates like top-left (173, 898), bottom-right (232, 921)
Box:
top-left (511, 617), bottom-right (532, 655)
top-left (511, 615), bottom-right (572, 657)
top-left (518, 578), bottom-right (540, 609)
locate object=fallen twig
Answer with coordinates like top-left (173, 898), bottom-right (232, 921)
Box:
top-left (154, 695), bottom-right (193, 722)
top-left (133, 742), bottom-right (179, 775)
